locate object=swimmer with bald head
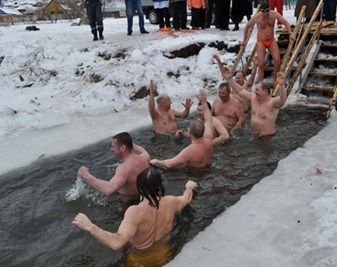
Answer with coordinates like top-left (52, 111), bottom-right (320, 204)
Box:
top-left (148, 80), bottom-right (193, 135)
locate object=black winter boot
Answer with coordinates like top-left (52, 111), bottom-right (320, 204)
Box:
top-left (91, 29), bottom-right (98, 41)
top-left (98, 27), bottom-right (104, 40)
top-left (233, 23), bottom-right (239, 31)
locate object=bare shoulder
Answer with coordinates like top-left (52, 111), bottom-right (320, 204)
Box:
top-left (270, 10), bottom-right (279, 19)
top-left (162, 195), bottom-right (178, 202)
top-left (168, 109), bottom-right (178, 116)
top-left (231, 97), bottom-right (243, 109)
top-left (136, 150), bottom-right (150, 162)
top-left (212, 97), bottom-right (220, 106)
top-left (212, 116), bottom-right (223, 126)
top-left (161, 195), bottom-right (183, 209)
top-left (115, 159), bottom-right (134, 176)
top-left (125, 204), bottom-right (140, 217)
top-left (253, 12), bottom-right (262, 21)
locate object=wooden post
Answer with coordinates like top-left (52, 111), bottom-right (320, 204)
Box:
top-left (272, 0), bottom-right (324, 97)
top-left (230, 5), bottom-right (260, 73)
top-left (286, 23), bottom-right (322, 96)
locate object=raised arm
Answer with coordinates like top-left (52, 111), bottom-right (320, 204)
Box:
top-left (172, 98), bottom-right (193, 118)
top-left (148, 80), bottom-right (158, 120)
top-left (197, 89), bottom-right (213, 140)
top-left (272, 72), bottom-right (287, 108)
top-left (213, 55), bottom-right (252, 102)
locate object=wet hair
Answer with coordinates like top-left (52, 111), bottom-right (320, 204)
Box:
top-left (112, 132), bottom-right (133, 150)
top-left (260, 82), bottom-right (271, 95)
top-left (189, 119), bottom-right (205, 138)
top-left (219, 82), bottom-right (231, 93)
top-left (197, 101), bottom-right (212, 111)
top-left (137, 167), bottom-right (165, 209)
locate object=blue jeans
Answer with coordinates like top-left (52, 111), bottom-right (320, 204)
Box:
top-left (125, 0), bottom-right (145, 33)
top-left (85, 0), bottom-right (103, 30)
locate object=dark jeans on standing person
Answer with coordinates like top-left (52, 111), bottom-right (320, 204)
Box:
top-left (125, 0), bottom-right (146, 34)
top-left (216, 0), bottom-right (230, 30)
top-left (157, 7), bottom-right (171, 28)
top-left (323, 0), bottom-right (337, 21)
top-left (85, 0), bottom-right (103, 30)
top-left (191, 8), bottom-right (205, 28)
top-left (205, 0), bottom-right (217, 27)
top-left (171, 0), bottom-right (188, 30)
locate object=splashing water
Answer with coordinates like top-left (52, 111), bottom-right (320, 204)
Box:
top-left (65, 177), bottom-right (86, 201)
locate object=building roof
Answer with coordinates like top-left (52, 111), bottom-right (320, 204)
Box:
top-left (0, 7), bottom-right (22, 15)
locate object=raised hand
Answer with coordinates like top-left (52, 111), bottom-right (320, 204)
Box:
top-left (276, 72), bottom-right (285, 86)
top-left (213, 54), bottom-right (221, 64)
top-left (197, 89), bottom-right (207, 104)
top-left (182, 98), bottom-right (193, 109)
top-left (213, 55), bottom-right (232, 80)
top-left (149, 79), bottom-right (155, 94)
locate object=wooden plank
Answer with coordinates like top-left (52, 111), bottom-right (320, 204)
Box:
top-left (314, 59), bottom-right (337, 62)
top-left (297, 99), bottom-right (330, 106)
top-left (285, 22), bottom-right (322, 95)
top-left (308, 72), bottom-right (337, 77)
top-left (302, 86), bottom-right (336, 92)
top-left (306, 21), bottom-right (335, 31)
top-left (272, 1), bottom-right (324, 96)
top-left (230, 5), bottom-right (260, 73)
top-left (243, 44), bottom-right (257, 74)
top-left (279, 6), bottom-right (306, 73)
top-left (326, 86), bottom-right (337, 118)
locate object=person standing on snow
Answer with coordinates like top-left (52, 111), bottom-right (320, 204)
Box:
top-left (152, 0), bottom-right (171, 31)
top-left (85, 0), bottom-right (104, 41)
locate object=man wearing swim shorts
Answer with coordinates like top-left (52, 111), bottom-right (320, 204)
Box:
top-left (241, 2), bottom-right (295, 82)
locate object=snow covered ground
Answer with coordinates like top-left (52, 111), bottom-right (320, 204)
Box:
top-left (1, 7), bottom-right (337, 267)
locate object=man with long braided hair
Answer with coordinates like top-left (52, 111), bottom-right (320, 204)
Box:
top-left (73, 167), bottom-right (197, 265)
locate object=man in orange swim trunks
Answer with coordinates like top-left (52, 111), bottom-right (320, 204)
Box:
top-left (242, 2), bottom-right (295, 82)
top-left (258, 36), bottom-right (275, 48)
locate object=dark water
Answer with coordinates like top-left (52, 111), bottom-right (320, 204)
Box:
top-left (0, 106), bottom-right (327, 267)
